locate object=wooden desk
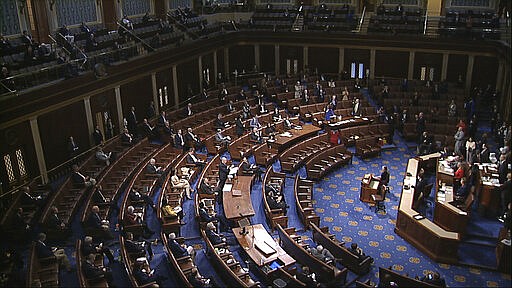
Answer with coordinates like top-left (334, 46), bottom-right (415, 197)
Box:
top-left (395, 156), bottom-right (460, 264)
top-left (476, 163), bottom-right (501, 215)
top-left (496, 227), bottom-right (511, 274)
top-left (223, 176), bottom-right (255, 220)
top-left (360, 173), bottom-right (380, 204)
top-left (273, 124), bottom-right (321, 152)
top-left (233, 224), bottom-right (295, 273)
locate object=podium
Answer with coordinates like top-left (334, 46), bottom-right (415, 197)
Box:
top-left (360, 173), bottom-right (380, 204)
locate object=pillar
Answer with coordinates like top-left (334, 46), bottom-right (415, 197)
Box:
top-left (441, 53), bottom-right (449, 81)
top-left (275, 44), bottom-right (280, 76)
top-left (172, 65), bottom-right (179, 108)
top-left (151, 72), bottom-right (159, 115)
top-left (30, 117), bottom-right (48, 184)
top-left (224, 48), bottom-right (230, 80)
top-left (338, 47), bottom-right (345, 74)
top-left (254, 44), bottom-right (260, 72)
top-left (213, 50), bottom-right (218, 86)
top-left (84, 97), bottom-right (94, 146)
top-left (465, 55), bottom-right (474, 92)
top-left (408, 51), bottom-right (415, 80)
top-left (369, 49), bottom-right (376, 79)
top-left (303, 46), bottom-right (308, 72)
top-left (198, 56), bottom-right (203, 91)
top-left (114, 86), bottom-right (124, 134)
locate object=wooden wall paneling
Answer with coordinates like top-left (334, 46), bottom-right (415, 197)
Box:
top-left (260, 45), bottom-right (275, 74)
top-left (472, 56), bottom-right (498, 89)
top-left (155, 69), bottom-right (174, 108)
top-left (89, 89), bottom-right (117, 137)
top-left (30, 0), bottom-right (51, 43)
top-left (177, 59), bottom-right (200, 104)
top-left (38, 101), bottom-right (88, 169)
top-left (101, 0), bottom-right (118, 30)
top-left (228, 45), bottom-right (256, 74)
top-left (279, 45), bottom-right (303, 76)
top-left (120, 76), bottom-right (153, 122)
top-left (374, 50), bottom-right (409, 79)
top-left (154, 0), bottom-right (166, 18)
top-left (0, 121), bottom-right (38, 190)
top-left (343, 48), bottom-right (370, 77)
top-left (446, 54), bottom-right (468, 83)
top-left (413, 52), bottom-right (443, 82)
top-left (308, 47), bottom-right (339, 74)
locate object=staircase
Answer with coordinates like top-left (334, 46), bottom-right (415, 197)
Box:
top-left (358, 11), bottom-right (372, 34)
top-left (291, 15), bottom-right (304, 32)
top-left (425, 15), bottom-right (441, 38)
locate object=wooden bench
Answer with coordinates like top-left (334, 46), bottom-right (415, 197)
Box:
top-left (355, 137), bottom-right (382, 159)
top-left (276, 225), bottom-right (348, 285)
top-left (76, 239), bottom-right (109, 287)
top-left (161, 233), bottom-right (194, 287)
top-left (262, 168), bottom-right (288, 231)
top-left (119, 236), bottom-right (157, 288)
top-left (280, 134), bottom-right (332, 173)
top-left (305, 144), bottom-right (353, 181)
top-left (294, 176), bottom-right (320, 228)
top-left (378, 267), bottom-right (442, 287)
top-left (27, 242), bottom-right (59, 287)
top-left (311, 223), bottom-right (372, 275)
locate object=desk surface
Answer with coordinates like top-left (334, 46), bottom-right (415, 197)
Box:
top-left (233, 224), bottom-right (295, 268)
top-left (274, 124), bottom-right (321, 147)
top-left (223, 176), bottom-right (255, 220)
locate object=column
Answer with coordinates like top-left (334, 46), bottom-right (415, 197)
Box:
top-left (465, 55), bottom-right (475, 92)
top-left (84, 97), bottom-right (94, 146)
top-left (408, 51), bottom-right (415, 80)
top-left (151, 72), bottom-right (159, 115)
top-left (496, 61), bottom-right (504, 92)
top-left (30, 117), bottom-right (48, 184)
top-left (115, 86), bottom-right (124, 134)
top-left (213, 50), bottom-right (218, 86)
top-left (303, 46), bottom-right (308, 72)
top-left (224, 48), bottom-right (230, 80)
top-left (198, 56), bottom-right (203, 91)
top-left (338, 47), bottom-right (345, 74)
top-left (172, 65), bottom-right (179, 108)
top-left (441, 53), bottom-right (449, 81)
top-left (369, 49), bottom-right (376, 79)
top-left (254, 44), bottom-right (260, 72)
top-left (275, 44), bottom-right (280, 76)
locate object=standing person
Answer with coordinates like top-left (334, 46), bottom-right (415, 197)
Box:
top-left (218, 157), bottom-right (230, 196)
top-left (377, 166), bottom-right (390, 192)
top-left (466, 137), bottom-right (476, 164)
top-left (127, 106), bottom-right (138, 136)
top-left (416, 112), bottom-right (426, 144)
top-left (454, 126), bottom-right (465, 156)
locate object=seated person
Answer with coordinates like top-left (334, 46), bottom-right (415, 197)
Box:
top-left (86, 205), bottom-right (114, 240)
top-left (250, 127), bottom-right (263, 143)
top-left (133, 259), bottom-right (166, 287)
top-left (455, 177), bottom-right (469, 199)
top-left (174, 129), bottom-right (186, 150)
top-left (264, 123), bottom-right (277, 138)
top-left (142, 119), bottom-right (160, 139)
top-left (81, 235), bottom-right (116, 265)
top-left (167, 233), bottom-right (196, 261)
top-left (214, 113), bottom-right (228, 129)
top-left (249, 116), bottom-right (262, 129)
top-left (47, 206), bottom-right (71, 236)
top-left (205, 222), bottom-right (234, 245)
top-left (198, 178), bottom-right (216, 195)
top-left (11, 207), bottom-right (31, 237)
top-left (284, 115), bottom-right (299, 130)
top-left (265, 185), bottom-right (287, 215)
top-left (170, 168), bottom-right (193, 200)
top-left (186, 148), bottom-right (206, 169)
top-left (124, 205), bottom-right (154, 238)
top-left (35, 233), bottom-right (72, 272)
top-left (239, 156), bottom-right (262, 181)
top-left (125, 232), bottom-right (155, 260)
top-left (324, 104), bottom-right (336, 121)
top-left (71, 164), bottom-right (97, 187)
top-left (185, 128), bottom-right (204, 151)
top-left (188, 267), bottom-right (213, 288)
top-left (297, 266), bottom-right (318, 287)
top-left (420, 271), bottom-right (446, 287)
top-left (214, 129), bottom-right (231, 147)
top-left (146, 158), bottom-right (163, 175)
top-left (130, 187), bottom-right (156, 210)
top-left (121, 128), bottom-right (134, 145)
top-left (95, 147), bottom-right (112, 166)
top-left (83, 253), bottom-right (114, 285)
top-left (20, 186), bottom-right (44, 207)
top-left (272, 107), bottom-right (282, 122)
top-left (161, 194), bottom-right (185, 225)
top-left (348, 243), bottom-right (373, 263)
top-left (316, 245), bottom-right (335, 264)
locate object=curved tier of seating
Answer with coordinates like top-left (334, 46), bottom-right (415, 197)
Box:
top-left (305, 144), bottom-right (353, 180)
top-left (76, 239), bottom-right (109, 288)
top-left (262, 167), bottom-right (288, 231)
top-left (160, 233), bottom-right (194, 287)
top-left (293, 175), bottom-right (320, 228)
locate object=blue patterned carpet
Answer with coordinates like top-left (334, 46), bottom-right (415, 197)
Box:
top-left (309, 135), bottom-right (512, 287)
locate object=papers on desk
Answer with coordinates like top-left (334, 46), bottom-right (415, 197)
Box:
top-left (223, 183), bottom-right (233, 193)
top-left (229, 167), bottom-right (239, 175)
top-left (232, 189), bottom-right (242, 196)
top-left (362, 117), bottom-right (368, 121)
top-left (437, 191), bottom-right (446, 202)
top-left (255, 240), bottom-right (276, 256)
top-left (280, 132), bottom-right (293, 137)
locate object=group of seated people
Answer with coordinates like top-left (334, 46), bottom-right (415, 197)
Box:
top-left (265, 182), bottom-right (288, 215)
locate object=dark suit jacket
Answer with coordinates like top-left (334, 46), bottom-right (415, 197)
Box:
top-left (380, 171), bottom-right (390, 186)
top-left (83, 260), bottom-right (104, 279)
top-left (480, 149), bottom-right (490, 163)
top-left (133, 268), bottom-right (157, 285)
top-left (146, 164), bottom-right (160, 174)
top-left (235, 119), bottom-right (245, 136)
top-left (175, 134), bottom-right (185, 149)
top-left (125, 239), bottom-right (145, 254)
top-left (186, 154), bottom-right (200, 165)
top-left (157, 115), bottom-right (166, 127)
top-left (206, 229), bottom-right (223, 245)
top-left (199, 208), bottom-right (214, 222)
top-left (81, 242), bottom-right (96, 257)
top-left (47, 214), bottom-right (63, 229)
top-left (72, 172), bottom-right (86, 185)
top-left (199, 181), bottom-right (214, 195)
top-left (35, 241), bottom-right (54, 259)
top-left (218, 163), bottom-right (229, 181)
top-left (215, 118), bottom-right (225, 129)
top-left (169, 239), bottom-right (188, 258)
top-left (87, 212), bottom-right (102, 229)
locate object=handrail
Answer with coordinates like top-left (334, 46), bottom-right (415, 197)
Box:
top-left (48, 34), bottom-right (71, 56)
top-left (356, 6), bottom-right (366, 33)
top-left (166, 12), bottom-right (201, 39)
top-left (117, 21), bottom-right (155, 52)
top-left (57, 32), bottom-right (89, 68)
top-left (423, 10), bottom-right (428, 35)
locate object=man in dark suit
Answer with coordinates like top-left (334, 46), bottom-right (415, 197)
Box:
top-left (184, 127), bottom-right (203, 150)
top-left (167, 232), bottom-right (195, 260)
top-left (214, 113), bottom-right (226, 129)
top-left (81, 235), bottom-right (115, 264)
top-left (83, 253), bottom-right (113, 284)
top-left (235, 116), bottom-right (245, 137)
top-left (67, 136), bottom-right (79, 158)
top-left (218, 157), bottom-right (230, 194)
top-left (47, 206), bottom-right (71, 237)
top-left (479, 143), bottom-right (490, 163)
top-left (71, 164), bottom-right (97, 187)
top-left (142, 118), bottom-right (159, 140)
top-left (250, 127), bottom-right (263, 143)
top-left (226, 100), bottom-right (235, 113)
top-left (92, 126), bottom-right (104, 145)
top-left (157, 111), bottom-right (167, 127)
top-left (186, 148), bottom-right (205, 169)
top-left (198, 178), bottom-right (215, 195)
top-left (498, 154), bottom-right (508, 184)
top-left (378, 166), bottom-right (390, 188)
top-left (125, 232), bottom-right (153, 259)
top-left (126, 106), bottom-right (138, 136)
top-left (146, 158), bottom-right (163, 175)
top-left (35, 233), bottom-right (72, 272)
top-left (86, 206), bottom-right (113, 240)
top-left (297, 266), bottom-right (318, 287)
top-left (184, 103), bottom-right (193, 117)
top-left (240, 156), bottom-right (262, 181)
top-left (174, 129), bottom-right (185, 150)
